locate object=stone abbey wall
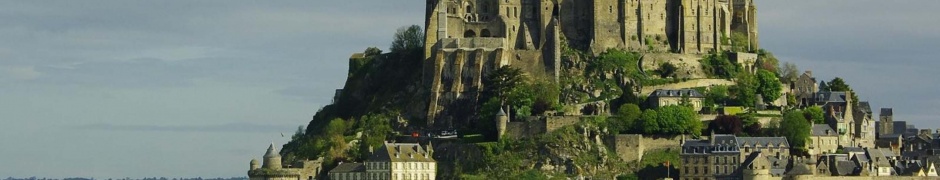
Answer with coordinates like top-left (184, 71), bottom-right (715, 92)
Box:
top-left (607, 134), bottom-right (684, 162)
top-left (421, 0), bottom-right (759, 126)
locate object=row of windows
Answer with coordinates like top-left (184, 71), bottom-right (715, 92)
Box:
top-left (683, 165), bottom-right (737, 175)
top-left (683, 156), bottom-right (738, 165)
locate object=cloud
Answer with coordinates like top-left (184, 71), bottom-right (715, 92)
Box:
top-left (77, 122), bottom-right (295, 133)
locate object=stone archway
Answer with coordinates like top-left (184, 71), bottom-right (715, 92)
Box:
top-left (480, 29), bottom-right (491, 37)
top-left (464, 30), bottom-right (476, 38)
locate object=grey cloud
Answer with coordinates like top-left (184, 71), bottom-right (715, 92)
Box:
top-left (78, 122), bottom-right (295, 133)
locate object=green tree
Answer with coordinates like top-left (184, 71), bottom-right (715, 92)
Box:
top-left (390, 25), bottom-right (424, 54)
top-left (804, 106), bottom-right (826, 124)
top-left (704, 85), bottom-right (730, 108)
top-left (730, 73), bottom-right (758, 107)
top-left (639, 109), bottom-right (660, 134)
top-left (639, 106), bottom-right (701, 136)
top-left (482, 66), bottom-right (525, 106)
top-left (756, 69), bottom-right (782, 103)
top-left (701, 53), bottom-right (740, 79)
top-left (612, 104), bottom-right (642, 133)
top-left (781, 110), bottom-right (811, 153)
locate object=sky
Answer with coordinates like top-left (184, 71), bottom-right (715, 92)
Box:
top-left (0, 0), bottom-right (937, 178)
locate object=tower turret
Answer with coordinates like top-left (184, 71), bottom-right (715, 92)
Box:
top-left (249, 159), bottom-right (259, 170)
top-left (496, 108), bottom-right (508, 139)
top-left (262, 143), bottom-right (282, 169)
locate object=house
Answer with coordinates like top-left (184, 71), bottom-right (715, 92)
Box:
top-left (648, 89), bottom-right (705, 112)
top-left (326, 142), bottom-right (437, 180)
top-left (815, 91), bottom-right (855, 147)
top-left (853, 101), bottom-right (876, 148)
top-left (680, 133), bottom-right (791, 180)
top-left (809, 124), bottom-right (839, 156)
top-left (790, 71), bottom-right (817, 107)
top-left (867, 148), bottom-right (898, 176)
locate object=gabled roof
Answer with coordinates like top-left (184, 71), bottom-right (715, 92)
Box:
top-left (367, 142), bottom-right (435, 162)
top-left (650, 89), bottom-right (704, 98)
top-left (858, 102), bottom-right (872, 114)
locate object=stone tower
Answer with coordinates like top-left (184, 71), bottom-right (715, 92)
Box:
top-left (496, 108), bottom-right (508, 139)
top-left (249, 159), bottom-right (259, 170)
top-left (262, 143), bottom-right (282, 169)
top-left (879, 108), bottom-right (894, 137)
top-left (743, 152), bottom-right (771, 180)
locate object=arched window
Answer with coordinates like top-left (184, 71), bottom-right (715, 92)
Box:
top-left (480, 29), bottom-right (491, 37)
top-left (464, 30), bottom-right (476, 38)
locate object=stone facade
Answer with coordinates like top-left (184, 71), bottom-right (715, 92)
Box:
top-left (248, 144), bottom-right (324, 180)
top-left (809, 124), bottom-right (839, 156)
top-left (790, 71), bottom-right (817, 108)
top-left (878, 108), bottom-right (894, 137)
top-left (680, 134), bottom-right (790, 180)
top-left (648, 89), bottom-right (705, 111)
top-left (326, 142), bottom-right (437, 180)
top-left (422, 0), bottom-right (759, 126)
top-left (854, 102), bottom-right (876, 148)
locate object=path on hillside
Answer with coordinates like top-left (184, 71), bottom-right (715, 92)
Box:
top-left (640, 79), bottom-right (735, 95)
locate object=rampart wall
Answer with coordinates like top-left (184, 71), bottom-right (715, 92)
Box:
top-left (607, 134), bottom-right (684, 162)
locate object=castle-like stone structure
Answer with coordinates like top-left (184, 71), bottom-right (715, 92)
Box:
top-left (248, 143), bottom-right (324, 180)
top-left (422, 0), bottom-right (759, 126)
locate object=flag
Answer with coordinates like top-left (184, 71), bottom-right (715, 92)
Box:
top-left (664, 160), bottom-right (670, 167)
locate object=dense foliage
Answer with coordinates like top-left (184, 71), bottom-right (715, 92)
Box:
top-left (804, 106), bottom-right (826, 124)
top-left (636, 105), bottom-right (702, 136)
top-left (700, 53), bottom-right (740, 79)
top-left (780, 110), bottom-right (812, 154)
top-left (756, 69), bottom-right (782, 103)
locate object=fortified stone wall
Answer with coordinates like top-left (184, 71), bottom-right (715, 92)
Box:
top-left (503, 116), bottom-right (583, 140)
top-left (545, 116), bottom-right (580, 132)
top-left (607, 134), bottom-right (684, 162)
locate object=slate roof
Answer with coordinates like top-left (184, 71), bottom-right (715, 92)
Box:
top-left (833, 160), bottom-right (860, 176)
top-left (816, 91), bottom-right (847, 103)
top-left (881, 108), bottom-right (893, 116)
top-left (867, 148), bottom-right (895, 167)
top-left (858, 102), bottom-right (872, 114)
top-left (650, 89), bottom-right (704, 98)
top-left (367, 142), bottom-right (435, 162)
top-left (812, 124), bottom-right (837, 136)
top-left (329, 163), bottom-right (365, 173)
top-left (737, 137), bottom-right (790, 148)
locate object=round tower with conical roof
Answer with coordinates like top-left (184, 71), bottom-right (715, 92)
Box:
top-left (262, 143), bottom-right (282, 169)
top-left (496, 108), bottom-right (508, 139)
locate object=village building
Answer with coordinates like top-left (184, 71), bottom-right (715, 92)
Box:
top-left (648, 89), bottom-right (705, 112)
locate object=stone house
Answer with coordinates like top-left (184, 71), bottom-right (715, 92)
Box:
top-left (648, 89), bottom-right (705, 112)
top-left (815, 91), bottom-right (855, 147)
top-left (680, 133), bottom-right (790, 180)
top-left (325, 142), bottom-right (437, 180)
top-left (853, 101), bottom-right (876, 148)
top-left (809, 124), bottom-right (839, 156)
top-left (790, 71), bottom-right (817, 107)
